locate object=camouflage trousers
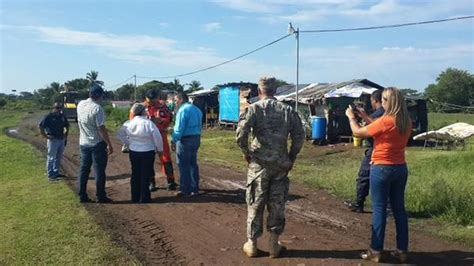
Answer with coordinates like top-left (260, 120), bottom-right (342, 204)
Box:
top-left (246, 162), bottom-right (290, 240)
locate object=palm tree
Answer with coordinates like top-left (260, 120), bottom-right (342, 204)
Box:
top-left (86, 70), bottom-right (104, 86)
top-left (187, 80), bottom-right (203, 93)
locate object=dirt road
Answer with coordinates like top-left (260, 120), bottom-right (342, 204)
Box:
top-left (11, 113), bottom-right (473, 265)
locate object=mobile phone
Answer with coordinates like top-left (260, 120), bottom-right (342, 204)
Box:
top-left (349, 103), bottom-right (358, 113)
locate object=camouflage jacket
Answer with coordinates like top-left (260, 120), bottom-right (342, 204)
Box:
top-left (236, 97), bottom-right (305, 168)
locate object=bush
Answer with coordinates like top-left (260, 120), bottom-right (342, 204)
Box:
top-left (108, 107), bottom-right (129, 127)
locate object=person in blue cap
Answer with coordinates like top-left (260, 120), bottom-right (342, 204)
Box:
top-left (76, 83), bottom-right (114, 203)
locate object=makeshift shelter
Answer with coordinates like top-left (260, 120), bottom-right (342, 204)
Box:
top-left (218, 83), bottom-right (258, 125)
top-left (188, 88), bottom-right (219, 127)
top-left (279, 79), bottom-right (428, 142)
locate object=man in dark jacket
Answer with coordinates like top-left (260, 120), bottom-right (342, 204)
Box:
top-left (38, 102), bottom-right (70, 181)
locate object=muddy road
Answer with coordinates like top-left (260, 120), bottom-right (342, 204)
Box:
top-left (11, 113), bottom-right (473, 265)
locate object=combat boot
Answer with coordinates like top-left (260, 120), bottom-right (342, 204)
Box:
top-left (269, 233), bottom-right (286, 258)
top-left (242, 239), bottom-right (258, 257)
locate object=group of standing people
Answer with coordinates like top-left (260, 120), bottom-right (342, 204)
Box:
top-left (117, 90), bottom-right (203, 202)
top-left (38, 78), bottom-right (411, 263)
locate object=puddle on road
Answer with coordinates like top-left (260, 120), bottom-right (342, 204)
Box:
top-left (8, 128), bottom-right (19, 135)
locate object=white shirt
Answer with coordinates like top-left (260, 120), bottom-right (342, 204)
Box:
top-left (117, 116), bottom-right (163, 152)
top-left (77, 98), bottom-right (106, 146)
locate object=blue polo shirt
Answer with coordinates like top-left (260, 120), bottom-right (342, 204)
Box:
top-left (172, 102), bottom-right (203, 143)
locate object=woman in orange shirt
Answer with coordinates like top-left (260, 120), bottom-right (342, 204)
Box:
top-left (346, 87), bottom-right (411, 263)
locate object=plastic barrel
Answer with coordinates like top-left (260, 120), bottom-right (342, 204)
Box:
top-left (311, 116), bottom-right (327, 140)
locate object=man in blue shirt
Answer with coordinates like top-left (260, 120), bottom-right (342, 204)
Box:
top-left (171, 92), bottom-right (203, 196)
top-left (346, 90), bottom-right (385, 213)
top-left (39, 102), bottom-right (70, 181)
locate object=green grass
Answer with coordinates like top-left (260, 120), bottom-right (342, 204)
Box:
top-left (428, 112), bottom-right (474, 130)
top-left (0, 110), bottom-right (136, 264)
top-left (199, 115), bottom-right (474, 246)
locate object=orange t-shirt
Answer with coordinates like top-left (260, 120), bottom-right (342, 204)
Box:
top-left (366, 116), bottom-right (411, 165)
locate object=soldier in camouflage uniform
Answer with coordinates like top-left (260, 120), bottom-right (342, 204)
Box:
top-left (236, 77), bottom-right (305, 258)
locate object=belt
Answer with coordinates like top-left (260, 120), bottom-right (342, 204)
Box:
top-left (181, 134), bottom-right (200, 139)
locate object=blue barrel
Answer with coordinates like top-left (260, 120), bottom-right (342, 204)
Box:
top-left (311, 116), bottom-right (327, 140)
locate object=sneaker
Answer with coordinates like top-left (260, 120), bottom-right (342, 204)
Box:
top-left (167, 181), bottom-right (177, 191)
top-left (360, 248), bottom-right (381, 262)
top-left (97, 197), bottom-right (113, 203)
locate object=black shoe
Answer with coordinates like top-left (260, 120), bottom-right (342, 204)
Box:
top-left (167, 181), bottom-right (177, 191)
top-left (149, 184), bottom-right (158, 192)
top-left (80, 197), bottom-right (93, 203)
top-left (347, 202), bottom-right (364, 213)
top-left (97, 197), bottom-right (113, 203)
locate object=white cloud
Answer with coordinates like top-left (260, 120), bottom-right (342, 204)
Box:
top-left (212, 0), bottom-right (474, 24)
top-left (298, 44), bottom-right (473, 89)
top-left (1, 24), bottom-right (288, 81)
top-left (211, 0), bottom-right (279, 13)
top-left (20, 25), bottom-right (176, 53)
top-left (203, 22), bottom-right (222, 33)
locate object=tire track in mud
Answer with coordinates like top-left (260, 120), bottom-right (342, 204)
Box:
top-left (7, 113), bottom-right (474, 265)
top-left (7, 120), bottom-right (185, 265)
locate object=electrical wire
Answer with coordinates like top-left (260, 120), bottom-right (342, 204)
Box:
top-left (106, 76), bottom-right (135, 89)
top-left (117, 15), bottom-right (474, 83)
top-left (300, 15), bottom-right (474, 33)
top-left (136, 33), bottom-right (292, 80)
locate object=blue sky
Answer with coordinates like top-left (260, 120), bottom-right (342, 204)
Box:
top-left (1, 0), bottom-right (473, 94)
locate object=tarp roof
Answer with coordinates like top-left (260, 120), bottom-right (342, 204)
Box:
top-left (188, 88), bottom-right (219, 97)
top-left (249, 84), bottom-right (309, 103)
top-left (281, 79), bottom-right (385, 103)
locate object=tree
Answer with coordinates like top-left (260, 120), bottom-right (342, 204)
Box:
top-left (115, 84), bottom-right (135, 100)
top-left (425, 68), bottom-right (474, 112)
top-left (171, 78), bottom-right (184, 92)
top-left (86, 70), bottom-right (104, 86)
top-left (400, 88), bottom-right (422, 97)
top-left (187, 80), bottom-right (203, 92)
top-left (275, 79), bottom-right (289, 88)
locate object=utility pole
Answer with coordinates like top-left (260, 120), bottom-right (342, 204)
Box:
top-left (134, 74), bottom-right (137, 102)
top-left (288, 23), bottom-right (300, 113)
top-left (295, 26), bottom-right (299, 113)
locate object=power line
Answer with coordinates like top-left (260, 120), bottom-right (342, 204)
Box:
top-left (105, 75), bottom-right (135, 89)
top-left (300, 15), bottom-right (474, 33)
top-left (137, 33), bottom-right (292, 80)
top-left (116, 15), bottom-right (473, 83)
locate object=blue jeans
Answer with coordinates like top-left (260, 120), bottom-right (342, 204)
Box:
top-left (370, 164), bottom-right (409, 252)
top-left (46, 139), bottom-right (65, 178)
top-left (176, 136), bottom-right (200, 195)
top-left (78, 141), bottom-right (108, 200)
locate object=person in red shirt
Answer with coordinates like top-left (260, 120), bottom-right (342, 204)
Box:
top-left (346, 87), bottom-right (411, 263)
top-left (131, 90), bottom-right (177, 191)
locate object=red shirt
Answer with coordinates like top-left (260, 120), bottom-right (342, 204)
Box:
top-left (367, 116), bottom-right (411, 165)
top-left (145, 100), bottom-right (172, 133)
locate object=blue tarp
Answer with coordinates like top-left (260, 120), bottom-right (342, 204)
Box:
top-left (219, 86), bottom-right (240, 123)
